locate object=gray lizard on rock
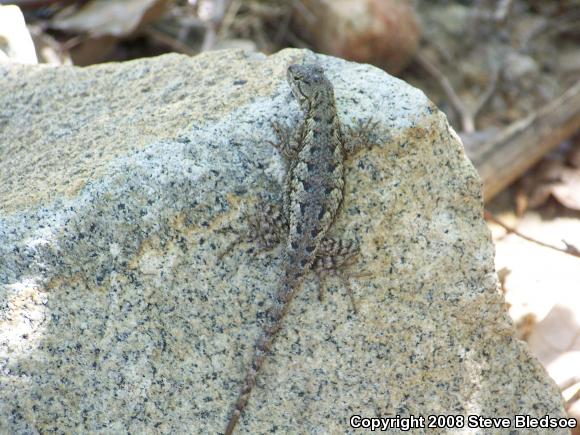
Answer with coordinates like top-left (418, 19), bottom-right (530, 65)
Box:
top-left (224, 63), bottom-right (374, 434)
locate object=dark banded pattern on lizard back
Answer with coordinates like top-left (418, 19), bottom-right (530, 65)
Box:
top-left (225, 64), bottom-right (346, 435)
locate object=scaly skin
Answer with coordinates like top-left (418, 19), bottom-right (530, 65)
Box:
top-left (224, 64), bottom-right (346, 434)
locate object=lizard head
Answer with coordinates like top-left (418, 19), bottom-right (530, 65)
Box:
top-left (287, 64), bottom-right (331, 109)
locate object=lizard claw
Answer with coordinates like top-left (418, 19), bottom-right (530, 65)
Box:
top-left (344, 118), bottom-right (379, 155)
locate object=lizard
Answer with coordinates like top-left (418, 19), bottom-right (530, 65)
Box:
top-left (224, 63), bottom-right (373, 434)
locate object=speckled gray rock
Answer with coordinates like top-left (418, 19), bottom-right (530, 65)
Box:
top-left (0, 49), bottom-right (567, 434)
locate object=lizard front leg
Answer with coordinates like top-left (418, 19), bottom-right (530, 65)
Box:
top-left (342, 118), bottom-right (379, 156)
top-left (269, 119), bottom-right (308, 220)
top-left (269, 120), bottom-right (305, 161)
top-left (219, 120), bottom-right (302, 260)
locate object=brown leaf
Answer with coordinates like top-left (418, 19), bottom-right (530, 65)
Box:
top-left (548, 168), bottom-right (580, 210)
top-left (51, 0), bottom-right (166, 37)
top-left (528, 159), bottom-right (580, 211)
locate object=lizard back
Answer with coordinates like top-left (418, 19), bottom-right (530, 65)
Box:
top-left (284, 64), bottom-right (345, 285)
top-left (224, 64), bottom-right (346, 435)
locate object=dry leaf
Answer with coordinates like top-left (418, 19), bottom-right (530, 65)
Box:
top-left (51, 0), bottom-right (166, 37)
top-left (0, 5), bottom-right (37, 64)
top-left (528, 159), bottom-right (580, 211)
top-left (527, 304), bottom-right (580, 388)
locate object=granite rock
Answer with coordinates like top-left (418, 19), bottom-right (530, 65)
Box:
top-left (0, 49), bottom-right (567, 433)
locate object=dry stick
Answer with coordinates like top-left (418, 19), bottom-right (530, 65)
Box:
top-left (471, 79), bottom-right (580, 201)
top-left (292, 0), bottom-right (317, 25)
top-left (494, 0), bottom-right (514, 23)
top-left (521, 13), bottom-right (580, 51)
top-left (415, 51), bottom-right (475, 133)
top-left (3, 0), bottom-right (78, 8)
top-left (144, 27), bottom-right (197, 56)
top-left (216, 0), bottom-right (240, 41)
top-left (284, 30), bottom-right (312, 50)
top-left (472, 66), bottom-right (500, 119)
top-left (484, 210), bottom-right (580, 259)
top-left (201, 0), bottom-right (229, 51)
top-left (565, 387), bottom-right (580, 411)
top-left (561, 375), bottom-right (580, 411)
top-left (416, 50), bottom-right (501, 133)
top-left (560, 376), bottom-right (580, 393)
top-left (59, 35), bottom-right (84, 52)
top-left (273, 2), bottom-right (294, 45)
top-left (416, 53), bottom-right (580, 204)
top-left (27, 24), bottom-right (73, 65)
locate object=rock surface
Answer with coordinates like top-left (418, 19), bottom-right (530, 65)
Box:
top-left (0, 49), bottom-right (567, 433)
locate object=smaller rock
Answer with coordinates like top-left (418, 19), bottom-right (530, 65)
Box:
top-left (291, 0), bottom-right (420, 73)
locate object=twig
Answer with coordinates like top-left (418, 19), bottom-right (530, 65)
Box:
top-left (415, 50), bottom-right (475, 133)
top-left (59, 35), bottom-right (84, 52)
top-left (273, 1), bottom-right (294, 45)
top-left (216, 0), bottom-right (240, 41)
top-left (494, 0), bottom-right (513, 23)
top-left (27, 24), bottom-right (73, 65)
top-left (472, 64), bottom-right (500, 118)
top-left (565, 387), bottom-right (580, 411)
top-left (200, 0), bottom-right (229, 51)
top-left (284, 30), bottom-right (311, 49)
top-left (0, 0), bottom-right (79, 8)
top-left (562, 240), bottom-right (580, 256)
top-left (521, 12), bottom-right (580, 51)
top-left (484, 210), bottom-right (580, 259)
top-left (291, 0), bottom-right (316, 25)
top-left (560, 376), bottom-right (580, 392)
top-left (471, 79), bottom-right (580, 200)
top-left (561, 376), bottom-right (580, 411)
top-left (144, 26), bottom-right (197, 56)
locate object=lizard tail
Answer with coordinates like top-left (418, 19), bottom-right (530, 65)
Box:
top-left (224, 280), bottom-right (297, 434)
top-left (224, 410), bottom-right (240, 435)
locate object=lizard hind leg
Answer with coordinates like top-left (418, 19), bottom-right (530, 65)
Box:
top-left (250, 201), bottom-right (287, 251)
top-left (313, 238), bottom-right (361, 313)
top-left (217, 200), bottom-right (287, 260)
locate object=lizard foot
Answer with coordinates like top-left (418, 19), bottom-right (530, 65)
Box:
top-left (267, 120), bottom-right (305, 161)
top-left (217, 200), bottom-right (287, 261)
top-left (343, 118), bottom-right (379, 155)
top-left (314, 238), bottom-right (361, 313)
